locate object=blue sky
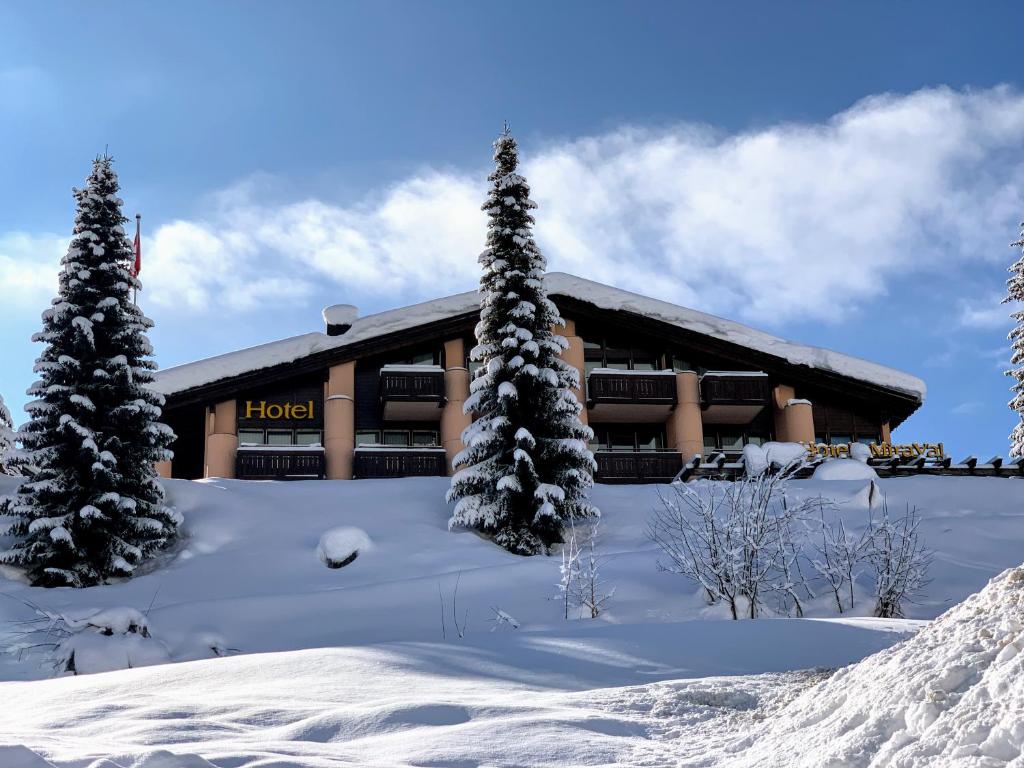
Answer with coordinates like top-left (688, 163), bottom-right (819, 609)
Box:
top-left (2, 1), bottom-right (1024, 457)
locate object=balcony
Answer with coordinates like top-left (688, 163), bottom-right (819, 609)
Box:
top-left (594, 450), bottom-right (683, 484)
top-left (353, 446), bottom-right (448, 479)
top-left (379, 365), bottom-right (446, 420)
top-left (236, 446), bottom-right (326, 481)
top-left (699, 371), bottom-right (772, 425)
top-left (587, 369), bottom-right (677, 423)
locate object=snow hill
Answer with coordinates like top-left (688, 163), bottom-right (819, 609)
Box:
top-left (0, 474), bottom-right (1022, 766)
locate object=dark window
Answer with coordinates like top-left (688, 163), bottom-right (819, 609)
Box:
top-left (295, 430), bottom-right (323, 446)
top-left (238, 429), bottom-right (264, 445)
top-left (383, 430), bottom-right (409, 446)
top-left (266, 430), bottom-right (293, 446)
top-left (412, 430), bottom-right (439, 447)
top-left (356, 430), bottom-right (379, 446)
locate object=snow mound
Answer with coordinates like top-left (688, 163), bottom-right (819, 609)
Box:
top-left (744, 441), bottom-right (809, 475)
top-left (812, 458), bottom-right (879, 481)
top-left (317, 526), bottom-right (372, 568)
top-left (728, 564), bottom-right (1024, 766)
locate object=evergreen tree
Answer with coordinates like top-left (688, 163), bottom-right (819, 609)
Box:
top-left (0, 156), bottom-right (179, 587)
top-left (0, 394), bottom-right (17, 476)
top-left (1007, 217), bottom-right (1024, 456)
top-left (447, 128), bottom-right (597, 555)
top-left (1007, 218), bottom-right (1024, 457)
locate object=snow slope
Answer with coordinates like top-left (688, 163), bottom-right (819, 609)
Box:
top-left (1, 474), bottom-right (1022, 766)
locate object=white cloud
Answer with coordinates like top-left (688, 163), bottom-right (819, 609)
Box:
top-left (951, 400), bottom-right (984, 416)
top-left (958, 293), bottom-right (1016, 329)
top-left (0, 233), bottom-right (65, 312)
top-left (23, 86), bottom-right (1024, 323)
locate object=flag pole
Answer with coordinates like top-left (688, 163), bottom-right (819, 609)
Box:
top-left (133, 213), bottom-right (141, 305)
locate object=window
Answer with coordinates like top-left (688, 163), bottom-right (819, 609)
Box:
top-left (356, 431), bottom-right (379, 446)
top-left (295, 430), bottom-right (322, 446)
top-left (238, 429), bottom-right (264, 445)
top-left (391, 350), bottom-right (439, 366)
top-left (383, 430), bottom-right (409, 446)
top-left (591, 426), bottom-right (667, 453)
top-left (412, 430), bottom-right (438, 447)
top-left (266, 430), bottom-right (292, 446)
top-left (581, 335), bottom-right (664, 372)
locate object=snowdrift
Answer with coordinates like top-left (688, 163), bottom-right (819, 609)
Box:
top-left (726, 564), bottom-right (1024, 767)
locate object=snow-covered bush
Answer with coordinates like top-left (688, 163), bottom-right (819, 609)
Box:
top-left (809, 499), bottom-right (872, 613)
top-left (649, 467), bottom-right (818, 619)
top-left (867, 500), bottom-right (933, 618)
top-left (556, 520), bottom-right (614, 619)
top-left (317, 527), bottom-right (372, 569)
top-left (3, 601), bottom-right (168, 675)
top-left (447, 127), bottom-right (597, 555)
top-left (0, 156), bottom-right (179, 587)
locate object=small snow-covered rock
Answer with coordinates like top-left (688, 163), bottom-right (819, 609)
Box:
top-left (317, 527), bottom-right (372, 569)
top-left (812, 458), bottom-right (879, 481)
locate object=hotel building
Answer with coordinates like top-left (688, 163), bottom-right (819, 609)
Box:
top-left (151, 273), bottom-right (925, 484)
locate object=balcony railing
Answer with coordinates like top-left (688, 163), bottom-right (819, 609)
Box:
top-left (379, 365), bottom-right (446, 420)
top-left (593, 450), bottom-right (683, 484)
top-left (699, 371), bottom-right (772, 407)
top-left (353, 447), bottom-right (447, 479)
top-left (236, 447), bottom-right (326, 480)
top-left (587, 369), bottom-right (677, 406)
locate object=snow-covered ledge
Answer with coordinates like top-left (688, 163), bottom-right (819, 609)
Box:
top-left (699, 370), bottom-right (769, 379)
top-left (589, 368), bottom-right (677, 376)
top-left (237, 444), bottom-right (325, 452)
top-left (354, 445), bottom-right (446, 452)
top-left (379, 364), bottom-right (445, 374)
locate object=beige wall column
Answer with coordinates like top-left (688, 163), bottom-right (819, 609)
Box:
top-left (325, 361), bottom-right (356, 480)
top-left (880, 421), bottom-right (892, 443)
top-left (772, 384), bottom-right (796, 442)
top-left (666, 371), bottom-right (703, 462)
top-left (781, 399), bottom-right (815, 444)
top-left (558, 317), bottom-right (588, 425)
top-left (205, 400), bottom-right (237, 478)
top-left (155, 460), bottom-right (172, 478)
top-left (441, 338), bottom-right (472, 475)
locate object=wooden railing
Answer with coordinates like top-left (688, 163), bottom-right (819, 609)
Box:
top-left (379, 367), bottom-right (446, 403)
top-left (353, 448), bottom-right (447, 479)
top-left (236, 448), bottom-right (326, 480)
top-left (699, 373), bottom-right (772, 407)
top-left (594, 451), bottom-right (683, 484)
top-left (587, 371), bottom-right (677, 406)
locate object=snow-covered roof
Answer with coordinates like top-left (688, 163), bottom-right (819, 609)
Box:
top-left (151, 272), bottom-right (925, 401)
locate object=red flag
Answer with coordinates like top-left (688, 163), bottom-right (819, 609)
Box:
top-left (131, 214), bottom-right (142, 278)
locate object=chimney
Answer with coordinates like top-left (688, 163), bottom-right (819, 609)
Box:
top-left (323, 304), bottom-right (358, 336)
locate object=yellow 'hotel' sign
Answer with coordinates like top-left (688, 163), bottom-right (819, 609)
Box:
top-left (243, 400), bottom-right (316, 420)
top-left (805, 442), bottom-right (945, 459)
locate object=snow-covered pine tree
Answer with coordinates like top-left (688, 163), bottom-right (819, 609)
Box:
top-left (0, 155), bottom-right (179, 587)
top-left (0, 393), bottom-right (18, 475)
top-left (1006, 218), bottom-right (1024, 457)
top-left (447, 127), bottom-right (598, 555)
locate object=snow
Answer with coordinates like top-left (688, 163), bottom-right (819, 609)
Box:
top-left (812, 458), bottom-right (879, 481)
top-left (316, 526), bottom-right (372, 568)
top-left (150, 273), bottom-right (925, 401)
top-left (0, 473), bottom-right (1022, 765)
top-left (321, 302), bottom-right (358, 328)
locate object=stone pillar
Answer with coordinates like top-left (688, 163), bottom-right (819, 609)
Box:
top-left (558, 318), bottom-right (588, 425)
top-left (441, 338), bottom-right (472, 475)
top-left (205, 400), bottom-right (237, 478)
top-left (325, 361), bottom-right (356, 480)
top-left (666, 371), bottom-right (703, 462)
top-left (155, 460), bottom-right (172, 478)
